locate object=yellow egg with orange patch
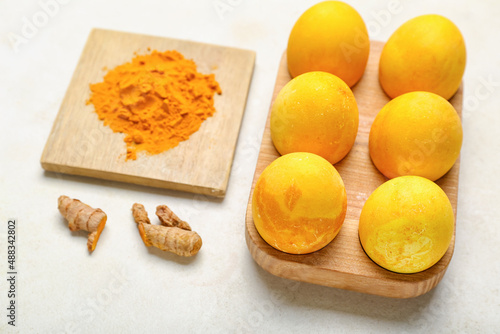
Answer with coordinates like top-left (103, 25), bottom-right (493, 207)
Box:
top-left (252, 152), bottom-right (347, 254)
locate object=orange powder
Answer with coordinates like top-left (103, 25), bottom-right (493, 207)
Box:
top-left (87, 50), bottom-right (222, 160)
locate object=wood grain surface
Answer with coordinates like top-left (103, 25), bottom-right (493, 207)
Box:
top-left (245, 40), bottom-right (463, 298)
top-left (41, 28), bottom-right (255, 197)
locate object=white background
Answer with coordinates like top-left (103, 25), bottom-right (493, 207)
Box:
top-left (1, 0), bottom-right (499, 333)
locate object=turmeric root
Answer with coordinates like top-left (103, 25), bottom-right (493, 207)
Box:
top-left (138, 223), bottom-right (202, 257)
top-left (132, 203), bottom-right (201, 257)
top-left (132, 203), bottom-right (150, 225)
top-left (87, 231), bottom-right (99, 252)
top-left (156, 205), bottom-right (191, 231)
top-left (58, 195), bottom-right (107, 252)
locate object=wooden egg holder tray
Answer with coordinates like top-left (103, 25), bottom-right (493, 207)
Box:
top-left (245, 41), bottom-right (462, 298)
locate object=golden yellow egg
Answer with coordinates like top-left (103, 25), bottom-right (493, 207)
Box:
top-left (270, 71), bottom-right (359, 164)
top-left (287, 1), bottom-right (370, 87)
top-left (369, 91), bottom-right (462, 181)
top-left (379, 14), bottom-right (466, 100)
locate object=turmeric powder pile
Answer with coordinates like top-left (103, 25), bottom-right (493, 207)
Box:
top-left (87, 50), bottom-right (222, 160)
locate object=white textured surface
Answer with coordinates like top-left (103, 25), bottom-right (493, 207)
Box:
top-left (1, 0), bottom-right (500, 333)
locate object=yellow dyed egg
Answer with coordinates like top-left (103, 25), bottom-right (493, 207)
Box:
top-left (287, 1), bottom-right (370, 87)
top-left (252, 152), bottom-right (347, 254)
top-left (379, 14), bottom-right (466, 100)
top-left (270, 71), bottom-right (359, 165)
top-left (369, 91), bottom-right (462, 181)
top-left (359, 176), bottom-right (454, 274)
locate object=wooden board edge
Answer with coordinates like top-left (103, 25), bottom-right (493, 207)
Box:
top-left (39, 28), bottom-right (99, 167)
top-left (90, 27), bottom-right (258, 58)
top-left (41, 161), bottom-right (226, 198)
top-left (222, 51), bottom-right (257, 194)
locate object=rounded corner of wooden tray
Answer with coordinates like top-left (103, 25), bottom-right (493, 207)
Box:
top-left (245, 204), bottom-right (453, 299)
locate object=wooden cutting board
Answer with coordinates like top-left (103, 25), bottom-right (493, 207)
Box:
top-left (41, 28), bottom-right (255, 197)
top-left (245, 40), bottom-right (462, 298)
